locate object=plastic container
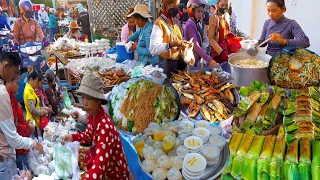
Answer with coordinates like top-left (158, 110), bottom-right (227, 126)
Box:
top-left (209, 135), bottom-right (226, 150)
top-left (208, 126), bottom-right (222, 136)
top-left (184, 136), bottom-right (203, 151)
top-left (183, 153), bottom-right (207, 173)
top-left (193, 128), bottom-right (210, 142)
top-left (116, 42), bottom-right (134, 63)
top-left (195, 120), bottom-right (210, 128)
top-left (201, 144), bottom-right (220, 166)
top-left (144, 73), bottom-right (167, 85)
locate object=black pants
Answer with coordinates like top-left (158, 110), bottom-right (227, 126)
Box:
top-left (163, 58), bottom-right (186, 79)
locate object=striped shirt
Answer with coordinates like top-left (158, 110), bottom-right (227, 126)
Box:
top-left (258, 16), bottom-right (310, 56)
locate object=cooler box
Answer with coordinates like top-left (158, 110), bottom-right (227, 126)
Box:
top-left (116, 42), bottom-right (134, 63)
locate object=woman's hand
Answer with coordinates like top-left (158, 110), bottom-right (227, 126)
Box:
top-left (71, 111), bottom-right (79, 119)
top-left (28, 121), bottom-right (35, 134)
top-left (209, 60), bottom-right (219, 68)
top-left (269, 33), bottom-right (287, 45)
top-left (62, 134), bottom-right (73, 144)
top-left (33, 141), bottom-right (44, 154)
top-left (169, 39), bottom-right (183, 48)
top-left (130, 44), bottom-right (137, 51)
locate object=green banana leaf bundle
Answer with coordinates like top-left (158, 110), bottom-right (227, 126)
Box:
top-left (270, 126), bottom-right (286, 180)
top-left (239, 91), bottom-right (261, 112)
top-left (284, 139), bottom-right (299, 180)
top-left (265, 94), bottom-right (282, 125)
top-left (257, 135), bottom-right (276, 180)
top-left (299, 139), bottom-right (311, 180)
top-left (311, 141), bottom-right (320, 180)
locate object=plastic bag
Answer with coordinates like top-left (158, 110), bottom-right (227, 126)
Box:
top-left (183, 38), bottom-right (195, 65)
top-left (54, 142), bottom-right (80, 180)
top-left (227, 33), bottom-right (242, 54)
top-left (63, 89), bottom-right (72, 110)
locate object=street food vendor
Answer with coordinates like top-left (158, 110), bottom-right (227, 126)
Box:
top-left (149, 0), bottom-right (185, 78)
top-left (62, 74), bottom-right (130, 179)
top-left (12, 0), bottom-right (49, 50)
top-left (121, 7), bottom-right (139, 42)
top-left (64, 21), bottom-right (82, 40)
top-left (126, 5), bottom-right (159, 65)
top-left (184, 0), bottom-right (218, 68)
top-left (258, 0), bottom-right (310, 56)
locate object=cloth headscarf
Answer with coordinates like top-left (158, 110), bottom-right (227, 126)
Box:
top-left (77, 3), bottom-right (84, 13)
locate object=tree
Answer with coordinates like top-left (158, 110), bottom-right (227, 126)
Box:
top-left (32, 0), bottom-right (53, 7)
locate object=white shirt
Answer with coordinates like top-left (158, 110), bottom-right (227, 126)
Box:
top-left (38, 10), bottom-right (49, 20)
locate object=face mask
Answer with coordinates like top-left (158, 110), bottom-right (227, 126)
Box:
top-left (168, 8), bottom-right (179, 18)
top-left (52, 83), bottom-right (56, 89)
top-left (25, 11), bottom-right (32, 18)
top-left (219, 8), bottom-right (226, 14)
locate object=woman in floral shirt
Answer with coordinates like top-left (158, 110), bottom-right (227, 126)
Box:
top-left (126, 5), bottom-right (159, 65)
top-left (62, 73), bottom-right (129, 180)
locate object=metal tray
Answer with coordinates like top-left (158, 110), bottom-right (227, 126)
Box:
top-left (138, 144), bottom-right (230, 180)
top-left (179, 72), bottom-right (240, 120)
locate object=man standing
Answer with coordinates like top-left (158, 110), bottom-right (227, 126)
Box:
top-left (38, 5), bottom-right (48, 21)
top-left (77, 3), bottom-right (92, 42)
top-left (0, 52), bottom-right (43, 180)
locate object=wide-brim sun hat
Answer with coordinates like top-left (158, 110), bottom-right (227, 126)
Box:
top-left (128, 4), bottom-right (153, 18)
top-left (77, 73), bottom-right (108, 105)
top-left (68, 21), bottom-right (81, 29)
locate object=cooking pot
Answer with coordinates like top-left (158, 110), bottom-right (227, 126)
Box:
top-left (228, 52), bottom-right (272, 86)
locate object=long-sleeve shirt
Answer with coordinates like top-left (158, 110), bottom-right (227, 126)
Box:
top-left (149, 14), bottom-right (182, 60)
top-left (0, 15), bottom-right (10, 30)
top-left (0, 81), bottom-right (34, 158)
top-left (13, 18), bottom-right (45, 45)
top-left (120, 23), bottom-right (139, 42)
top-left (38, 10), bottom-right (48, 20)
top-left (127, 21), bottom-right (159, 65)
top-left (45, 86), bottom-right (62, 115)
top-left (72, 107), bottom-right (129, 179)
top-left (24, 83), bottom-right (45, 127)
top-left (48, 13), bottom-right (58, 29)
top-left (229, 11), bottom-right (237, 34)
top-left (184, 19), bottom-right (212, 64)
top-left (258, 16), bottom-right (310, 56)
top-left (7, 90), bottom-right (32, 155)
top-left (77, 12), bottom-right (90, 33)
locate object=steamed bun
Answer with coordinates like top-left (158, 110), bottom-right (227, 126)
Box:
top-left (152, 168), bottom-right (168, 180)
top-left (141, 159), bottom-right (157, 173)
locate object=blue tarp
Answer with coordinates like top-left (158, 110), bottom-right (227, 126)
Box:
top-left (120, 133), bottom-right (152, 180)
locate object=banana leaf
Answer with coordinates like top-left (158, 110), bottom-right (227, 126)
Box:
top-left (273, 86), bottom-right (287, 97)
top-left (285, 124), bottom-right (298, 133)
top-left (257, 135), bottom-right (276, 180)
top-left (265, 94), bottom-right (282, 124)
top-left (260, 89), bottom-right (271, 104)
top-left (242, 136), bottom-right (265, 180)
top-left (239, 91), bottom-right (261, 112)
top-left (289, 90), bottom-right (297, 102)
top-left (246, 102), bottom-right (263, 123)
top-left (234, 107), bottom-right (246, 117)
top-left (311, 99), bottom-right (319, 112)
top-left (270, 132), bottom-right (286, 180)
top-left (312, 141), bottom-right (320, 180)
top-left (284, 139), bottom-right (299, 180)
top-left (309, 87), bottom-right (320, 102)
top-left (242, 119), bottom-right (252, 130)
top-left (231, 134), bottom-right (255, 178)
top-left (257, 104), bottom-right (269, 122)
top-left (299, 139), bottom-right (311, 180)
top-left (252, 121), bottom-right (264, 134)
top-left (229, 133), bottom-right (245, 156)
top-left (285, 133), bottom-right (297, 144)
top-left (283, 115), bottom-right (295, 126)
top-left (240, 86), bottom-right (252, 97)
top-left (312, 109), bottom-right (320, 120)
top-left (250, 80), bottom-right (266, 92)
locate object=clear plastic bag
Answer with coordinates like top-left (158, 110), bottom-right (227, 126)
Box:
top-left (183, 38), bottom-right (195, 66)
top-left (53, 142), bottom-right (80, 180)
top-left (63, 89), bottom-right (72, 110)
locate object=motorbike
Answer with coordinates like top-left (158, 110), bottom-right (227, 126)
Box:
top-left (0, 29), bottom-right (12, 50)
top-left (19, 42), bottom-right (48, 73)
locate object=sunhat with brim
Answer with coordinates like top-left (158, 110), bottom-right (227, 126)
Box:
top-left (127, 4), bottom-right (153, 18)
top-left (68, 21), bottom-right (81, 29)
top-left (77, 73), bottom-right (108, 105)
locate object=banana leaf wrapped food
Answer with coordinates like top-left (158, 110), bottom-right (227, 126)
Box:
top-left (284, 139), bottom-right (299, 180)
top-left (246, 102), bottom-right (263, 124)
top-left (259, 89), bottom-right (271, 104)
top-left (298, 139), bottom-right (311, 180)
top-left (257, 135), bottom-right (276, 180)
top-left (270, 126), bottom-right (286, 180)
top-left (221, 133), bottom-right (244, 180)
top-left (241, 135), bottom-right (265, 180)
top-left (265, 94), bottom-right (282, 125)
top-left (239, 91), bottom-right (261, 112)
top-left (309, 86), bottom-right (320, 103)
top-left (231, 133), bottom-right (255, 178)
top-left (311, 141), bottom-right (320, 180)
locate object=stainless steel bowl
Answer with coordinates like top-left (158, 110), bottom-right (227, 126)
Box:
top-left (228, 52), bottom-right (272, 87)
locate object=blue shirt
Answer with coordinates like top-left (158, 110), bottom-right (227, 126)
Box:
top-left (127, 21), bottom-right (159, 65)
top-left (48, 14), bottom-right (58, 29)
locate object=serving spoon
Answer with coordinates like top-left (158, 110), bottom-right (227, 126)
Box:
top-left (247, 38), bottom-right (271, 57)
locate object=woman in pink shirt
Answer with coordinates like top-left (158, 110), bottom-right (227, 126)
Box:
top-left (121, 7), bottom-right (139, 42)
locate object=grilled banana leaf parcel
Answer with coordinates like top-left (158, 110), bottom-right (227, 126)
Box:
top-left (284, 139), bottom-right (299, 180)
top-left (239, 91), bottom-right (261, 112)
top-left (265, 94), bottom-right (282, 124)
top-left (257, 135), bottom-right (276, 180)
top-left (298, 139), bottom-right (311, 180)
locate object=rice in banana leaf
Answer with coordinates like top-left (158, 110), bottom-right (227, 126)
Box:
top-left (312, 141), bottom-right (320, 180)
top-left (284, 139), bottom-right (299, 180)
top-left (239, 91), bottom-right (261, 112)
top-left (265, 94), bottom-right (282, 124)
top-left (270, 126), bottom-right (286, 180)
top-left (257, 135), bottom-right (276, 180)
top-left (246, 102), bottom-right (263, 123)
top-left (309, 86), bottom-right (320, 102)
top-left (231, 133), bottom-right (255, 178)
top-left (299, 139), bottom-right (311, 180)
top-left (259, 89), bottom-right (271, 104)
top-left (241, 136), bottom-right (265, 180)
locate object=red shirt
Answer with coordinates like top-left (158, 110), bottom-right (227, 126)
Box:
top-left (7, 89), bottom-right (32, 155)
top-left (34, 87), bottom-right (49, 106)
top-left (72, 107), bottom-right (129, 180)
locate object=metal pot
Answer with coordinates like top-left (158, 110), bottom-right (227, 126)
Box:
top-left (228, 52), bottom-right (272, 87)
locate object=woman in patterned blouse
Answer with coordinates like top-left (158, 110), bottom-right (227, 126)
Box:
top-left (258, 0), bottom-right (310, 56)
top-left (126, 5), bottom-right (159, 65)
top-left (62, 73), bottom-right (129, 180)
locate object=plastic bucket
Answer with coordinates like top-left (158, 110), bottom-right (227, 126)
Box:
top-left (116, 42), bottom-right (134, 63)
